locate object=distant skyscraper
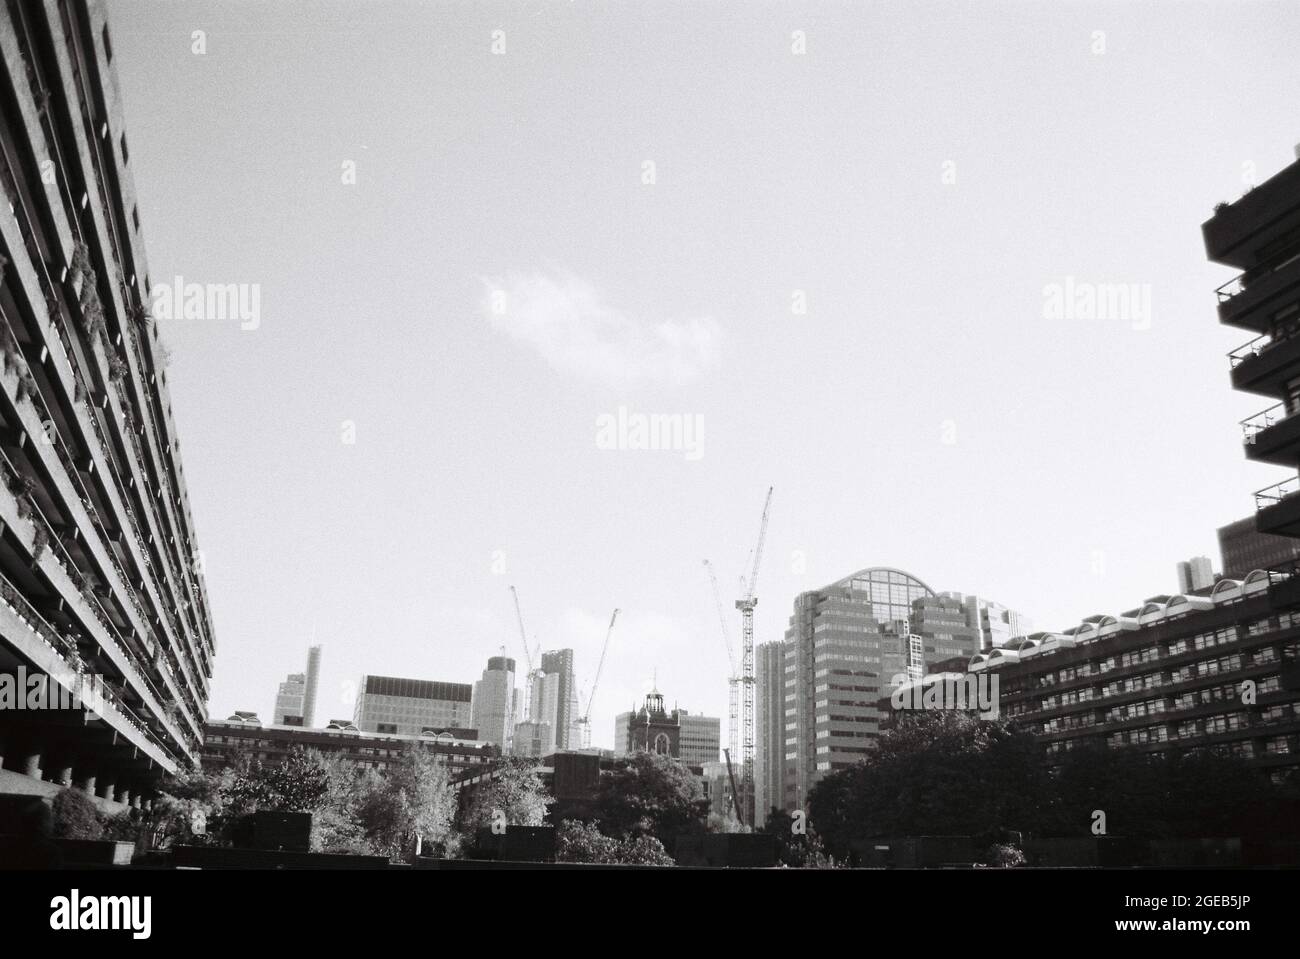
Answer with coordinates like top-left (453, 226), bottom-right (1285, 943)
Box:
top-left (354, 675), bottom-right (473, 736)
top-left (274, 673), bottom-right (307, 726)
top-left (472, 656), bottom-right (518, 749)
top-left (540, 649), bottom-right (579, 749)
top-left (754, 641), bottom-right (786, 829)
top-left (515, 671), bottom-right (559, 755)
top-left (303, 645), bottom-right (322, 728)
top-left (1175, 556), bottom-right (1216, 593)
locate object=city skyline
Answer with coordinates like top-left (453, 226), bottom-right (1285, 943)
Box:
top-left (98, 0), bottom-right (1300, 749)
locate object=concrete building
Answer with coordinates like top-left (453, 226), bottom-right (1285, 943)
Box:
top-left (472, 656), bottom-right (517, 750)
top-left (1177, 556), bottom-right (1216, 593)
top-left (1217, 515), bottom-right (1300, 580)
top-left (513, 720), bottom-right (554, 758)
top-left (0, 0), bottom-right (217, 810)
top-left (969, 577), bottom-right (1300, 783)
top-left (353, 675), bottom-right (473, 737)
top-left (273, 673), bottom-right (307, 726)
top-left (678, 711), bottom-right (721, 766)
top-left (754, 641), bottom-right (785, 829)
top-left (202, 719), bottom-right (492, 780)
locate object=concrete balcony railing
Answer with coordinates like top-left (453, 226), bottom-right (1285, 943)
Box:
top-left (1228, 332), bottom-right (1274, 369)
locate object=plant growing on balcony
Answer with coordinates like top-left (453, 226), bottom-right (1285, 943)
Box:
top-left (30, 522), bottom-right (49, 562)
top-left (0, 323), bottom-right (19, 373)
top-left (83, 297), bottom-right (106, 340)
top-left (73, 377), bottom-right (87, 405)
top-left (14, 475), bottom-right (38, 521)
top-left (108, 352), bottom-right (129, 384)
top-left (16, 369), bottom-right (38, 405)
top-left (69, 241), bottom-right (92, 282)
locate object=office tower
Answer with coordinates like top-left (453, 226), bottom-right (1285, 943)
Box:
top-left (353, 675), bottom-right (473, 736)
top-left (754, 641), bottom-right (786, 829)
top-left (958, 594), bottom-right (1031, 650)
top-left (0, 1), bottom-right (216, 808)
top-left (515, 670), bottom-right (558, 756)
top-left (678, 711), bottom-right (722, 766)
top-left (303, 644), bottom-right (321, 728)
top-left (274, 673), bottom-right (307, 726)
top-left (1217, 515), bottom-right (1300, 579)
top-left (540, 648), bottom-right (578, 749)
top-left (471, 656), bottom-right (517, 749)
top-left (1176, 557), bottom-right (1216, 593)
top-left (780, 568), bottom-right (1022, 812)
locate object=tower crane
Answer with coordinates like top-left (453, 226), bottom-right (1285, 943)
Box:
top-left (576, 608), bottom-right (620, 748)
top-left (703, 559), bottom-right (740, 784)
top-left (735, 486), bottom-right (773, 826)
top-left (509, 585), bottom-right (542, 723)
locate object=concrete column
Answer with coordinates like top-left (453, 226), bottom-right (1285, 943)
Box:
top-left (53, 764), bottom-right (74, 787)
top-left (97, 780), bottom-right (116, 802)
top-left (20, 749), bottom-right (42, 780)
top-left (75, 771), bottom-right (97, 796)
top-left (115, 786), bottom-right (131, 806)
top-left (130, 793), bottom-right (142, 810)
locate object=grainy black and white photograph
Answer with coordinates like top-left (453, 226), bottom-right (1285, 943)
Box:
top-left (0, 0), bottom-right (1297, 940)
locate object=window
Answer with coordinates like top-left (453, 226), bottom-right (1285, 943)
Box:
top-left (102, 24), bottom-right (113, 61)
top-left (120, 134), bottom-right (129, 164)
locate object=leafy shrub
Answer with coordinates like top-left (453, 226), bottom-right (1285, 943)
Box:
top-left (51, 788), bottom-right (103, 840)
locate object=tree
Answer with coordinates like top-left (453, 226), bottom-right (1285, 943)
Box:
top-left (51, 788), bottom-right (102, 840)
top-left (356, 747), bottom-right (457, 859)
top-left (807, 712), bottom-right (1053, 858)
top-left (759, 807), bottom-right (837, 868)
top-left (555, 819), bottom-right (674, 866)
top-left (458, 757), bottom-right (552, 834)
top-left (594, 751), bottom-right (707, 854)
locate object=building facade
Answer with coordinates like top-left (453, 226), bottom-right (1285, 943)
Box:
top-left (1217, 515), bottom-right (1300, 580)
top-left (353, 675), bottom-right (473, 737)
top-left (969, 578), bottom-right (1300, 783)
top-left (779, 568), bottom-right (1020, 812)
top-left (471, 655), bottom-right (517, 750)
top-left (273, 673), bottom-right (307, 726)
top-left (678, 711), bottom-right (721, 766)
top-left (753, 640), bottom-right (785, 828)
top-left (202, 719), bottom-right (493, 780)
top-left (302, 644), bottom-right (321, 728)
top-left (1176, 556), bottom-right (1216, 593)
top-left (616, 690), bottom-right (681, 757)
top-left (539, 648), bottom-right (579, 749)
top-left (0, 0), bottom-right (217, 809)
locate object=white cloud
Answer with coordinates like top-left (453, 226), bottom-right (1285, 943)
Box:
top-left (480, 268), bottom-right (721, 386)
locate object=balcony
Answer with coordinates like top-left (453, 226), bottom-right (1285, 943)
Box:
top-left (1215, 254), bottom-right (1300, 332)
top-left (1266, 560), bottom-right (1300, 611)
top-left (1203, 159), bottom-right (1300, 268)
top-left (1254, 475), bottom-right (1300, 538)
top-left (1229, 330), bottom-right (1300, 397)
top-left (1242, 403), bottom-right (1300, 465)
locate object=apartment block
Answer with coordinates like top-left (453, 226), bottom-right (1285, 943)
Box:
top-left (0, 1), bottom-right (216, 809)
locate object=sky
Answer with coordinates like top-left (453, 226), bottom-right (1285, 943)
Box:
top-left (105, 0), bottom-right (1300, 748)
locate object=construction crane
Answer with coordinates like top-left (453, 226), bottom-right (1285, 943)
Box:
top-left (509, 585), bottom-right (542, 723)
top-left (735, 486), bottom-right (773, 826)
top-left (703, 559), bottom-right (740, 784)
top-left (576, 608), bottom-right (620, 748)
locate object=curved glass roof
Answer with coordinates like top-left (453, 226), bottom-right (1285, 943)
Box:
top-left (829, 566), bottom-right (936, 624)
